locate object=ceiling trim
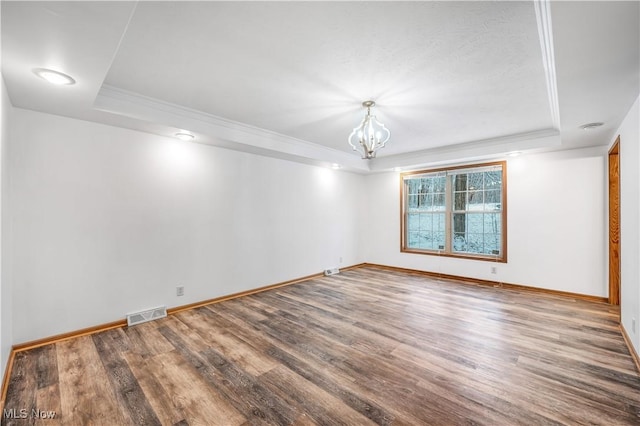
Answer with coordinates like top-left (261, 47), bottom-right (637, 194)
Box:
top-left (94, 84), bottom-right (562, 173)
top-left (94, 85), bottom-right (369, 172)
top-left (534, 0), bottom-right (561, 130)
top-left (370, 128), bottom-right (561, 171)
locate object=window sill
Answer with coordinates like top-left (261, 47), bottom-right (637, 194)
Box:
top-left (400, 247), bottom-right (507, 263)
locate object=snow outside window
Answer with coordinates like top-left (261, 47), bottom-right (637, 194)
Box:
top-left (401, 162), bottom-right (506, 262)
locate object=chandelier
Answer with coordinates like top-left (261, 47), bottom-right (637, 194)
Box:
top-left (348, 100), bottom-right (391, 159)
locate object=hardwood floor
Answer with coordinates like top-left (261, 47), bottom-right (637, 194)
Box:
top-left (3, 266), bottom-right (640, 425)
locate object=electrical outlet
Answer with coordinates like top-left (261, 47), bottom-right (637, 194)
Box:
top-left (339, 257), bottom-right (343, 264)
top-left (491, 266), bottom-right (497, 274)
top-left (176, 285), bottom-right (185, 297)
top-left (633, 318), bottom-right (636, 334)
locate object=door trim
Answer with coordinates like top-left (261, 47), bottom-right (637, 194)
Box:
top-left (608, 136), bottom-right (621, 306)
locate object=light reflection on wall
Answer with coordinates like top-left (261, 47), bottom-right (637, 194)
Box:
top-left (314, 166), bottom-right (338, 193)
top-left (153, 138), bottom-right (201, 182)
top-left (507, 155), bottom-right (525, 173)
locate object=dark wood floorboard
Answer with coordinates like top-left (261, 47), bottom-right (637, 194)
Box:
top-left (3, 266), bottom-right (640, 425)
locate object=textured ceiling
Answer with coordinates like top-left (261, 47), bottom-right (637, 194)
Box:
top-left (1, 1), bottom-right (638, 172)
top-left (104, 1), bottom-right (551, 156)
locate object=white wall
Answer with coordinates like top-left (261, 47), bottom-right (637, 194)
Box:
top-left (10, 108), bottom-right (364, 343)
top-left (0, 75), bottom-right (12, 378)
top-left (363, 146), bottom-right (607, 297)
top-left (5, 102), bottom-right (625, 347)
top-left (614, 94), bottom-right (640, 355)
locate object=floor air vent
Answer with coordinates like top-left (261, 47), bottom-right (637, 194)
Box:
top-left (324, 267), bottom-right (340, 276)
top-left (126, 306), bottom-right (167, 327)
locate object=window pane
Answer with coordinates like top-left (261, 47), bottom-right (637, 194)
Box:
top-left (485, 171), bottom-right (501, 189)
top-left (454, 191), bottom-right (466, 210)
top-left (408, 232), bottom-right (421, 248)
top-left (467, 172), bottom-right (484, 191)
top-left (420, 213), bottom-right (432, 230)
top-left (408, 213), bottom-right (420, 232)
top-left (466, 233), bottom-right (484, 254)
top-left (452, 175), bottom-right (467, 190)
top-left (453, 230), bottom-right (502, 256)
top-left (406, 212), bottom-right (441, 251)
top-left (486, 234), bottom-right (501, 255)
top-left (452, 213), bottom-right (497, 254)
top-left (467, 213), bottom-right (483, 233)
top-left (434, 213), bottom-right (445, 232)
top-left (484, 213), bottom-right (501, 234)
top-left (433, 193), bottom-right (445, 211)
top-left (453, 232), bottom-right (467, 251)
top-left (407, 180), bottom-right (420, 195)
top-left (435, 232), bottom-right (446, 250)
top-left (406, 176), bottom-right (448, 212)
top-left (484, 190), bottom-right (501, 209)
top-left (408, 194), bottom-right (418, 210)
top-left (468, 190), bottom-right (482, 208)
top-left (402, 162), bottom-right (505, 261)
top-left (424, 194), bottom-right (434, 210)
top-left (452, 213), bottom-right (466, 233)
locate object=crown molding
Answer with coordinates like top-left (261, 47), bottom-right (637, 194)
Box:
top-left (94, 85), bottom-right (370, 172)
top-left (534, 0), bottom-right (561, 131)
top-left (370, 128), bottom-right (561, 171)
top-left (94, 83), bottom-right (563, 174)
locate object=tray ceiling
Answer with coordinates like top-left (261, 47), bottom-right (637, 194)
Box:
top-left (2, 1), bottom-right (638, 172)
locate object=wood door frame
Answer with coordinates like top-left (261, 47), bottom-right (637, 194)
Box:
top-left (608, 136), bottom-right (621, 306)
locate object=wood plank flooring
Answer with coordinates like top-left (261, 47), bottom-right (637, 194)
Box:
top-left (3, 266), bottom-right (640, 425)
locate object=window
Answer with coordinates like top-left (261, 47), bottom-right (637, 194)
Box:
top-left (401, 161), bottom-right (506, 262)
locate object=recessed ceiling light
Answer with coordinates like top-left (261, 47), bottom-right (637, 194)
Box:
top-left (32, 68), bottom-right (76, 85)
top-left (393, 167), bottom-right (402, 172)
top-left (579, 122), bottom-right (604, 130)
top-left (331, 163), bottom-right (342, 170)
top-left (175, 132), bottom-right (195, 141)
top-left (507, 151), bottom-right (522, 157)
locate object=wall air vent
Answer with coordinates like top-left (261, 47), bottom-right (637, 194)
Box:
top-left (126, 306), bottom-right (167, 327)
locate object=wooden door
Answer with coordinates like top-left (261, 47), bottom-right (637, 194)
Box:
top-left (609, 137), bottom-right (620, 306)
